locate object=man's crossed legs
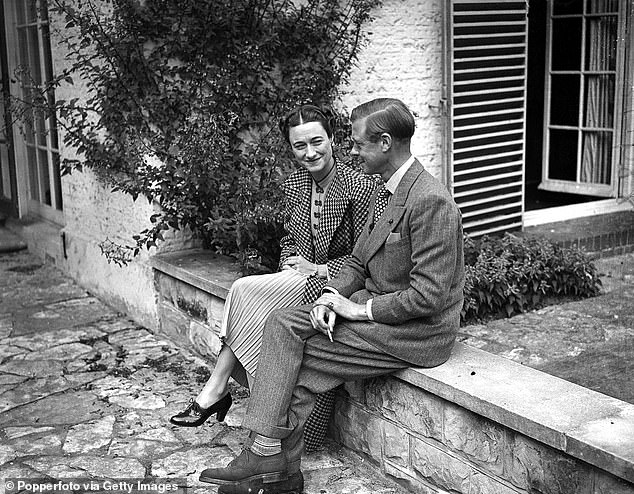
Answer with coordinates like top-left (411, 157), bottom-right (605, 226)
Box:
top-left (200, 304), bottom-right (410, 493)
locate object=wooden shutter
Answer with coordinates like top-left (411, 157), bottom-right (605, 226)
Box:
top-left (449, 0), bottom-right (528, 236)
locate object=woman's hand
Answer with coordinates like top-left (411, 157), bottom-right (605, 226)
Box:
top-left (313, 293), bottom-right (368, 322)
top-left (282, 255), bottom-right (319, 275)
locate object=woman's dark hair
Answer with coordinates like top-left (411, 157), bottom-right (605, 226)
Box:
top-left (279, 104), bottom-right (335, 143)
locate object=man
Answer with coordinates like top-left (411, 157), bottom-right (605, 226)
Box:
top-left (200, 98), bottom-right (465, 493)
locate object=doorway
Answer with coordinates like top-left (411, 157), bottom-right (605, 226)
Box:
top-left (525, 0), bottom-right (623, 212)
top-left (0, 0), bottom-right (63, 224)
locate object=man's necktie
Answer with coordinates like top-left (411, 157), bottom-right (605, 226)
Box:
top-left (372, 184), bottom-right (390, 228)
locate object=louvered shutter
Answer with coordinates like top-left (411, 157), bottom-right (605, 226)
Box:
top-left (449, 0), bottom-right (528, 236)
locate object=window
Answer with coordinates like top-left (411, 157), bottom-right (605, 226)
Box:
top-left (541, 0), bottom-right (625, 196)
top-left (3, 0), bottom-right (62, 222)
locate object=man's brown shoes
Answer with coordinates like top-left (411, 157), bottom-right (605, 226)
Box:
top-left (199, 449), bottom-right (289, 485)
top-left (216, 472), bottom-right (304, 494)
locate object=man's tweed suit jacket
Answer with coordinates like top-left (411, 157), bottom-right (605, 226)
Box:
top-left (279, 162), bottom-right (377, 304)
top-left (328, 160), bottom-right (465, 368)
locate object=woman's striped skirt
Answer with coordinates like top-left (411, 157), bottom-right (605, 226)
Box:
top-left (221, 268), bottom-right (307, 378)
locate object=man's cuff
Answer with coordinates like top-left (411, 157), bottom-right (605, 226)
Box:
top-left (366, 299), bottom-right (374, 321)
top-left (322, 287), bottom-right (339, 295)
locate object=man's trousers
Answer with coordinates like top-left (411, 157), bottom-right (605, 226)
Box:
top-left (241, 304), bottom-right (411, 472)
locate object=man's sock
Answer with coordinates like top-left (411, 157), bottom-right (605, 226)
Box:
top-left (250, 434), bottom-right (282, 456)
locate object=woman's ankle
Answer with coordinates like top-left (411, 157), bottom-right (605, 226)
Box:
top-left (196, 386), bottom-right (228, 409)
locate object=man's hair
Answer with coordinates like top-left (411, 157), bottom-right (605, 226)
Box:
top-left (350, 98), bottom-right (415, 142)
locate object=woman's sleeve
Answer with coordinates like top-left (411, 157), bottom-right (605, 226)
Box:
top-left (325, 177), bottom-right (376, 279)
top-left (277, 192), bottom-right (297, 271)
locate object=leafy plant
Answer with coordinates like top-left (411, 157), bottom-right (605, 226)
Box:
top-left (10, 0), bottom-right (378, 272)
top-left (461, 233), bottom-right (602, 323)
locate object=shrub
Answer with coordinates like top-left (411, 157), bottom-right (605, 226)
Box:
top-left (14, 0), bottom-right (378, 272)
top-left (461, 233), bottom-right (602, 323)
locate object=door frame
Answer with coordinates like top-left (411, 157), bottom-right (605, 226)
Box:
top-left (2, 0), bottom-right (63, 225)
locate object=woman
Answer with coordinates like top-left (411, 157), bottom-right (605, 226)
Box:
top-left (170, 104), bottom-right (376, 451)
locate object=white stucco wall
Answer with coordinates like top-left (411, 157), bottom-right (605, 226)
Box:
top-left (49, 8), bottom-right (160, 329)
top-left (341, 0), bottom-right (446, 182)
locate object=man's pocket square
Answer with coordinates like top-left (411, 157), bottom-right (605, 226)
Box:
top-left (386, 232), bottom-right (402, 244)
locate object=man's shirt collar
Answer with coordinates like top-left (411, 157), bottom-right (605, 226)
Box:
top-left (385, 155), bottom-right (415, 194)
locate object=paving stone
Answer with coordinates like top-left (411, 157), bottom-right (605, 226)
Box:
top-left (151, 446), bottom-right (235, 486)
top-left (0, 376), bottom-right (76, 413)
top-left (0, 384), bottom-right (18, 395)
top-left (304, 465), bottom-right (402, 494)
top-left (63, 416), bottom-right (116, 453)
top-left (11, 297), bottom-right (118, 336)
top-left (3, 426), bottom-right (56, 440)
top-left (0, 390), bottom-right (109, 427)
top-left (5, 327), bottom-right (106, 352)
top-left (18, 342), bottom-right (95, 362)
top-left (170, 421), bottom-right (235, 448)
top-left (108, 328), bottom-right (168, 349)
top-left (0, 359), bottom-right (64, 378)
top-left (108, 438), bottom-right (182, 459)
top-left (90, 375), bottom-right (142, 398)
top-left (0, 345), bottom-right (28, 360)
top-left (0, 375), bottom-right (27, 386)
top-left (116, 410), bottom-right (166, 436)
top-left (24, 456), bottom-right (145, 479)
top-left (109, 392), bottom-right (165, 410)
top-left (0, 463), bottom-right (43, 483)
top-left (0, 444), bottom-right (17, 465)
top-left (11, 431), bottom-right (63, 456)
top-left (0, 314), bottom-right (12, 338)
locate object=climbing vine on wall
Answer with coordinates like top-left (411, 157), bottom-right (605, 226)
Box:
top-left (29, 0), bottom-right (378, 271)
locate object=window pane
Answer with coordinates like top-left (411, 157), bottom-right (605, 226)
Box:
top-left (553, 0), bottom-right (583, 16)
top-left (583, 74), bottom-right (614, 127)
top-left (586, 0), bottom-right (618, 14)
top-left (27, 26), bottom-right (42, 85)
top-left (585, 16), bottom-right (617, 71)
top-left (548, 129), bottom-right (578, 181)
top-left (35, 110), bottom-right (47, 146)
top-left (27, 145), bottom-right (39, 201)
top-left (550, 74), bottom-right (580, 126)
top-left (581, 131), bottom-right (612, 184)
top-left (52, 152), bottom-right (62, 210)
top-left (26, 0), bottom-right (39, 23)
top-left (38, 148), bottom-right (51, 205)
top-left (551, 18), bottom-right (582, 70)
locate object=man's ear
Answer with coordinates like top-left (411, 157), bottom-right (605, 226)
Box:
top-left (379, 132), bottom-right (392, 152)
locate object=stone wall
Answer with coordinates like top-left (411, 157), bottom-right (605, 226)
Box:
top-left (331, 371), bottom-right (634, 494)
top-left (150, 250), bottom-right (634, 494)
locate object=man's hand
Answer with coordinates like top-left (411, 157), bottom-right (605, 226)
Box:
top-left (314, 293), bottom-right (367, 321)
top-left (282, 255), bottom-right (318, 275)
top-left (310, 304), bottom-right (336, 341)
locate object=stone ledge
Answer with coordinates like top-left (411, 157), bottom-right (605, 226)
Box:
top-left (150, 248), bottom-right (240, 299)
top-left (395, 344), bottom-right (634, 484)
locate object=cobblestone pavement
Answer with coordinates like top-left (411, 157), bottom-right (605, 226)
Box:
top-left (0, 250), bottom-right (407, 494)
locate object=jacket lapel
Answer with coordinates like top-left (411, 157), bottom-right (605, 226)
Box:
top-left (362, 160), bottom-right (424, 263)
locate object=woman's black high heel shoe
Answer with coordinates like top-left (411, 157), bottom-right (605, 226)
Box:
top-left (170, 393), bottom-right (232, 427)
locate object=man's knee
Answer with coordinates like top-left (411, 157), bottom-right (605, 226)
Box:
top-left (266, 305), bottom-right (315, 340)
